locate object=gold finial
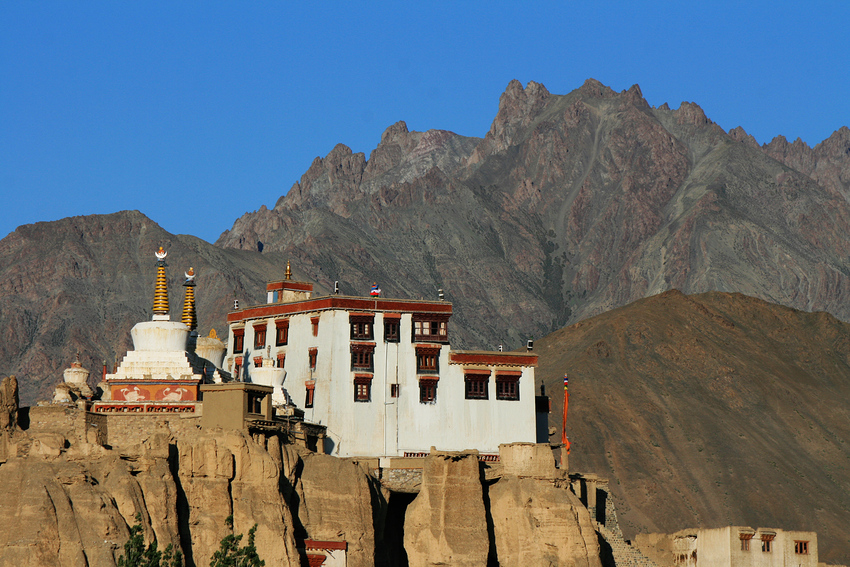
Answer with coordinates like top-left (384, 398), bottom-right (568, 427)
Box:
top-left (181, 267), bottom-right (197, 330)
top-left (209, 329), bottom-right (218, 339)
top-left (285, 260), bottom-right (292, 280)
top-left (152, 247), bottom-right (169, 317)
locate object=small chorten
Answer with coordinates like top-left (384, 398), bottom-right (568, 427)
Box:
top-left (285, 260), bottom-right (292, 280)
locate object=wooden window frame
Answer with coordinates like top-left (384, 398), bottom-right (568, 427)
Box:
top-left (761, 534), bottom-right (775, 553)
top-left (354, 374), bottom-right (372, 402)
top-left (794, 541), bottom-right (808, 555)
top-left (415, 346), bottom-right (440, 373)
top-left (350, 314), bottom-right (374, 340)
top-left (740, 533), bottom-right (753, 551)
top-left (233, 356), bottom-right (243, 380)
top-left (233, 329), bottom-right (244, 353)
top-left (384, 315), bottom-right (400, 343)
top-left (496, 374), bottom-right (520, 401)
top-left (412, 314), bottom-right (449, 343)
top-left (311, 316), bottom-right (320, 337)
top-left (305, 382), bottom-right (315, 408)
top-left (419, 377), bottom-right (438, 403)
top-left (275, 319), bottom-right (289, 346)
top-left (465, 372), bottom-right (490, 400)
top-left (276, 353), bottom-right (285, 368)
top-left (351, 343), bottom-right (375, 371)
top-left (308, 348), bottom-right (318, 371)
top-left (253, 323), bottom-right (267, 349)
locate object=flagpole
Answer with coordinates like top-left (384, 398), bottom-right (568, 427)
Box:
top-left (562, 374), bottom-right (571, 462)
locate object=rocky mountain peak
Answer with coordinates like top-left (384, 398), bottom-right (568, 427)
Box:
top-left (728, 126), bottom-right (760, 148)
top-left (381, 120), bottom-right (410, 144)
top-left (674, 101), bottom-right (710, 126)
top-left (576, 78), bottom-right (617, 99)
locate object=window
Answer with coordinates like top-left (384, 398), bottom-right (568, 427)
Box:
top-left (416, 346), bottom-right (440, 373)
top-left (276, 353), bottom-right (285, 368)
top-left (412, 315), bottom-right (449, 342)
top-left (233, 329), bottom-right (244, 353)
top-left (311, 316), bottom-right (320, 336)
top-left (308, 348), bottom-right (318, 371)
top-left (233, 357), bottom-right (242, 380)
top-left (465, 372), bottom-right (489, 399)
top-left (390, 384), bottom-right (400, 398)
top-left (305, 382), bottom-right (315, 408)
top-left (275, 319), bottom-right (289, 346)
top-left (740, 533), bottom-right (753, 551)
top-left (253, 324), bottom-right (266, 349)
top-left (794, 541), bottom-right (808, 555)
top-left (761, 534), bottom-right (775, 552)
top-left (354, 375), bottom-right (372, 402)
top-left (351, 344), bottom-right (375, 370)
top-left (419, 378), bottom-right (438, 403)
top-left (384, 316), bottom-right (400, 342)
top-left (496, 374), bottom-right (520, 400)
top-left (350, 314), bottom-right (374, 340)
top-left (253, 356), bottom-right (263, 368)
top-left (247, 392), bottom-right (264, 415)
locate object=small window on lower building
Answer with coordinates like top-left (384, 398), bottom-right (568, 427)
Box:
top-left (794, 541), bottom-right (808, 555)
top-left (465, 372), bottom-right (489, 400)
top-left (276, 353), bottom-right (285, 368)
top-left (309, 348), bottom-right (318, 371)
top-left (419, 379), bottom-right (437, 403)
top-left (496, 374), bottom-right (520, 400)
top-left (740, 533), bottom-right (753, 551)
top-left (305, 383), bottom-right (315, 408)
top-left (390, 384), bottom-right (400, 398)
top-left (354, 376), bottom-right (372, 402)
top-left (311, 316), bottom-right (320, 337)
top-left (247, 392), bottom-right (265, 415)
top-left (761, 534), bottom-right (775, 552)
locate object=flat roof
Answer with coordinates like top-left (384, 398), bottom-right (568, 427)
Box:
top-left (227, 294), bottom-right (453, 324)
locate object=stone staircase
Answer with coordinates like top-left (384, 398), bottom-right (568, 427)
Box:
top-left (597, 523), bottom-right (659, 567)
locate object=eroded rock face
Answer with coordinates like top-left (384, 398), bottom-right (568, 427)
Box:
top-left (489, 476), bottom-right (601, 567)
top-left (293, 451), bottom-right (377, 567)
top-left (0, 375), bottom-right (18, 430)
top-left (403, 451), bottom-right (490, 567)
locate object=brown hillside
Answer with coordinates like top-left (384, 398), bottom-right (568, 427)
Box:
top-left (537, 290), bottom-right (850, 563)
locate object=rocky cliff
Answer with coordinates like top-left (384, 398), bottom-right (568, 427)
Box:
top-left (0, 402), bottom-right (601, 567)
top-left (537, 290), bottom-right (850, 564)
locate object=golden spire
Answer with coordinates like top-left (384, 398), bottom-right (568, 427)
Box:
top-left (182, 267), bottom-right (197, 330)
top-left (152, 247), bottom-right (169, 318)
top-left (285, 260), bottom-right (292, 280)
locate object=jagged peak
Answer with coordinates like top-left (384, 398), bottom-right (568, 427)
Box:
top-left (381, 121), bottom-right (410, 144)
top-left (674, 102), bottom-right (709, 126)
top-left (576, 78), bottom-right (616, 99)
top-left (814, 125), bottom-right (850, 155)
top-left (326, 143), bottom-right (354, 161)
top-left (728, 126), bottom-right (759, 148)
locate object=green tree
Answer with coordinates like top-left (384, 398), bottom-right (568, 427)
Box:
top-left (117, 513), bottom-right (183, 567)
top-left (209, 515), bottom-right (265, 567)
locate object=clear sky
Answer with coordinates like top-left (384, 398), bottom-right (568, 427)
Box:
top-left (2, 2), bottom-right (848, 243)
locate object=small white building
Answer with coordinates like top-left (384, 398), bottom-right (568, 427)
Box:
top-left (223, 275), bottom-right (543, 458)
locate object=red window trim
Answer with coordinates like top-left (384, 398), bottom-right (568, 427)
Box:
top-left (276, 353), bottom-right (286, 368)
top-left (253, 356), bottom-right (263, 367)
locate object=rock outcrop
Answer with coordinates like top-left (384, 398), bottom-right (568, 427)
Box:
top-left (403, 451), bottom-right (490, 566)
top-left (0, 376), bottom-right (18, 430)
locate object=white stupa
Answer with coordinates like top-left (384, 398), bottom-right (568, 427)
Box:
top-left (101, 248), bottom-right (202, 404)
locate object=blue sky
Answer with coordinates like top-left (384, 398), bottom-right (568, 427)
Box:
top-left (2, 2), bottom-right (848, 243)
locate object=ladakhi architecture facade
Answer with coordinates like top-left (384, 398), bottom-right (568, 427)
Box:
top-left (225, 265), bottom-right (543, 458)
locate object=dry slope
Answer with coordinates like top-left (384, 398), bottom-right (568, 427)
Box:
top-left (537, 290), bottom-right (850, 563)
